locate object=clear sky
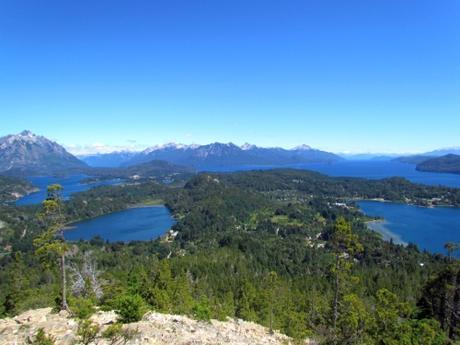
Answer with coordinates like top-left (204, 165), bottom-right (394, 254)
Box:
top-left (0, 0), bottom-right (459, 154)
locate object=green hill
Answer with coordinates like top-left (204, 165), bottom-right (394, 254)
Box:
top-left (416, 154), bottom-right (460, 174)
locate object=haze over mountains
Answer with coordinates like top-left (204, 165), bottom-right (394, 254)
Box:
top-left (0, 131), bottom-right (341, 175)
top-left (1, 130), bottom-right (460, 176)
top-left (119, 142), bottom-right (341, 169)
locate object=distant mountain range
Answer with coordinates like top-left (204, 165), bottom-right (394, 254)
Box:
top-left (416, 154), bottom-right (460, 174)
top-left (424, 147), bottom-right (460, 157)
top-left (0, 131), bottom-right (87, 175)
top-left (80, 143), bottom-right (341, 169)
top-left (79, 151), bottom-right (138, 167)
top-left (0, 131), bottom-right (341, 176)
top-left (120, 142), bottom-right (341, 168)
top-left (2, 130), bottom-right (460, 176)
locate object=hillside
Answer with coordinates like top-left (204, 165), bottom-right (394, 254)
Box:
top-left (90, 159), bottom-right (195, 182)
top-left (0, 131), bottom-right (87, 176)
top-left (0, 176), bottom-right (37, 203)
top-left (0, 308), bottom-right (302, 345)
top-left (393, 155), bottom-right (434, 164)
top-left (0, 169), bottom-right (457, 343)
top-left (416, 154), bottom-right (460, 174)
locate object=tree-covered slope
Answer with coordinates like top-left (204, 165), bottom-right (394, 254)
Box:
top-left (417, 154), bottom-right (460, 174)
top-left (0, 169), bottom-right (458, 343)
top-left (0, 176), bottom-right (36, 203)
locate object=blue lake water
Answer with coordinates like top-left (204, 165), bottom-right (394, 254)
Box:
top-left (16, 175), bottom-right (122, 205)
top-left (16, 161), bottom-right (460, 206)
top-left (204, 161), bottom-right (460, 188)
top-left (358, 200), bottom-right (460, 256)
top-left (64, 206), bottom-right (175, 242)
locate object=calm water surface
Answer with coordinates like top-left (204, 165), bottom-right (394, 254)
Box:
top-left (65, 206), bottom-right (175, 242)
top-left (16, 175), bottom-right (122, 205)
top-left (358, 200), bottom-right (460, 256)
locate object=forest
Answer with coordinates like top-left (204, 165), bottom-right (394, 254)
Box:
top-left (1, 169), bottom-right (460, 344)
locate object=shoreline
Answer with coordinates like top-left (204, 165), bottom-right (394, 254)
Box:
top-left (365, 219), bottom-right (407, 246)
top-left (355, 197), bottom-right (458, 209)
top-left (63, 202), bottom-right (172, 231)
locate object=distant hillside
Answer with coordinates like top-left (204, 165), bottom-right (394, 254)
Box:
top-left (394, 155), bottom-right (434, 164)
top-left (425, 147), bottom-right (460, 156)
top-left (89, 160), bottom-right (195, 184)
top-left (0, 176), bottom-right (36, 203)
top-left (0, 131), bottom-right (87, 176)
top-left (123, 142), bottom-right (341, 169)
top-left (79, 151), bottom-right (139, 167)
top-left (416, 154), bottom-right (460, 174)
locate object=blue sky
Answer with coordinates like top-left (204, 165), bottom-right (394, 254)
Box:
top-left (0, 0), bottom-right (459, 154)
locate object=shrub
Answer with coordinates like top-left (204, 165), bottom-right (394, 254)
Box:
top-left (116, 294), bottom-right (145, 323)
top-left (101, 323), bottom-right (123, 343)
top-left (69, 296), bottom-right (95, 319)
top-left (102, 323), bottom-right (139, 344)
top-left (192, 298), bottom-right (211, 321)
top-left (76, 319), bottom-right (100, 345)
top-left (27, 328), bottom-right (55, 345)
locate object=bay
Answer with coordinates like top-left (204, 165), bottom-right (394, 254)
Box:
top-left (64, 206), bottom-right (175, 242)
top-left (358, 200), bottom-right (460, 256)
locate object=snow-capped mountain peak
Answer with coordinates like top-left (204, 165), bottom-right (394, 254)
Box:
top-left (292, 144), bottom-right (312, 151)
top-left (143, 142), bottom-right (192, 154)
top-left (0, 130), bottom-right (86, 174)
top-left (241, 143), bottom-right (257, 150)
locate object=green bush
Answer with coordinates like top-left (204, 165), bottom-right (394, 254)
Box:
top-left (27, 328), bottom-right (55, 345)
top-left (116, 294), bottom-right (145, 323)
top-left (76, 319), bottom-right (100, 345)
top-left (69, 296), bottom-right (95, 319)
top-left (101, 323), bottom-right (123, 343)
top-left (192, 298), bottom-right (211, 321)
top-left (102, 323), bottom-right (139, 344)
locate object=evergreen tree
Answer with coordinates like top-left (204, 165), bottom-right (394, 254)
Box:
top-left (33, 184), bottom-right (70, 311)
top-left (330, 217), bottom-right (363, 333)
top-left (418, 264), bottom-right (460, 340)
top-left (444, 242), bottom-right (459, 262)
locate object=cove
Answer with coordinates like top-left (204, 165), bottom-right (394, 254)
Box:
top-left (64, 206), bottom-right (175, 242)
top-left (357, 200), bottom-right (460, 256)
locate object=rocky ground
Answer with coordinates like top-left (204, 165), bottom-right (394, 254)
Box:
top-left (0, 308), bottom-right (314, 345)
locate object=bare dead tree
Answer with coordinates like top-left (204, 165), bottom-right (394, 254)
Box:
top-left (69, 251), bottom-right (104, 300)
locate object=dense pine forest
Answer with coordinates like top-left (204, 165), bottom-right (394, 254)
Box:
top-left (1, 169), bottom-right (460, 344)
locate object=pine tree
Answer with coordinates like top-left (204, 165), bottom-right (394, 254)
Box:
top-left (33, 184), bottom-right (70, 312)
top-left (330, 217), bottom-right (363, 334)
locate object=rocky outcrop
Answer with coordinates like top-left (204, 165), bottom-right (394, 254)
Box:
top-left (0, 308), bottom-right (313, 344)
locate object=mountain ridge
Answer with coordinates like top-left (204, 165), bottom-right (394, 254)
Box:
top-left (123, 142), bottom-right (341, 169)
top-left (0, 130), bottom-right (87, 176)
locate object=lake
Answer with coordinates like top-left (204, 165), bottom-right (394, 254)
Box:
top-left (358, 200), bottom-right (460, 256)
top-left (16, 175), bottom-right (122, 205)
top-left (204, 160), bottom-right (460, 188)
top-left (64, 206), bottom-right (175, 242)
top-left (16, 161), bottom-right (460, 206)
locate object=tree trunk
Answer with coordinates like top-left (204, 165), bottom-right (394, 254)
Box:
top-left (269, 301), bottom-right (273, 334)
top-left (60, 253), bottom-right (69, 311)
top-left (448, 268), bottom-right (459, 340)
top-left (332, 254), bottom-right (340, 331)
